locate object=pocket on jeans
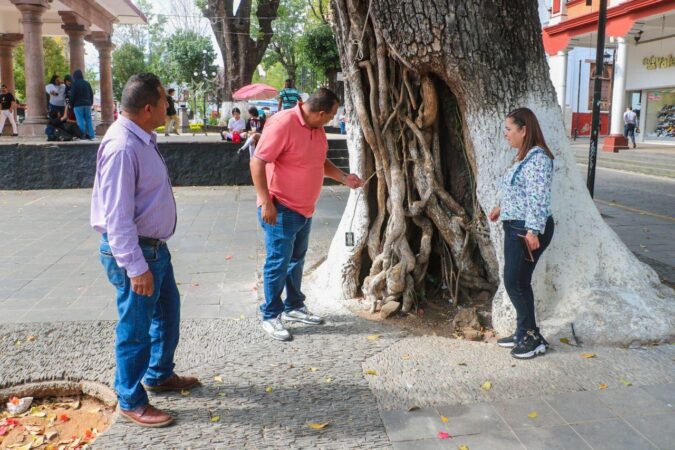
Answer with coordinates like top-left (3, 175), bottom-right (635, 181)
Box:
top-left (100, 254), bottom-right (127, 289)
top-left (140, 245), bottom-right (159, 263)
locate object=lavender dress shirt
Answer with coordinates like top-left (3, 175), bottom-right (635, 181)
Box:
top-left (91, 115), bottom-right (177, 278)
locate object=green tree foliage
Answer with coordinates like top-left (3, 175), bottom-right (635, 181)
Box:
top-left (12, 37), bottom-right (70, 98)
top-left (112, 43), bottom-right (146, 100)
top-left (163, 30), bottom-right (218, 84)
top-left (299, 22), bottom-right (340, 82)
top-left (252, 62), bottom-right (288, 89)
top-left (264, 0), bottom-right (305, 81)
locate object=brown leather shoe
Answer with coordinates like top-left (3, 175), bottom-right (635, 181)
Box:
top-left (118, 404), bottom-right (174, 428)
top-left (143, 373), bottom-right (200, 392)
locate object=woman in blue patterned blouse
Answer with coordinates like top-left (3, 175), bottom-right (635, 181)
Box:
top-left (488, 107), bottom-right (555, 360)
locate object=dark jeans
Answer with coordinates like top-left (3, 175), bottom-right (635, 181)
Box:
top-left (257, 202), bottom-right (312, 320)
top-left (502, 216), bottom-right (555, 340)
top-left (99, 234), bottom-right (180, 410)
top-left (48, 104), bottom-right (65, 117)
top-left (624, 123), bottom-right (636, 144)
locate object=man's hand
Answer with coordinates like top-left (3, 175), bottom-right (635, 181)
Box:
top-left (131, 270), bottom-right (154, 297)
top-left (488, 206), bottom-right (501, 222)
top-left (343, 173), bottom-right (364, 189)
top-left (261, 200), bottom-right (278, 225)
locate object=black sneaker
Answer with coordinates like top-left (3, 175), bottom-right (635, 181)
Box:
top-left (497, 334), bottom-right (516, 348)
top-left (511, 331), bottom-right (546, 359)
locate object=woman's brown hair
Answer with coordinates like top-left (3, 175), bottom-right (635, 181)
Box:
top-left (507, 108), bottom-right (555, 161)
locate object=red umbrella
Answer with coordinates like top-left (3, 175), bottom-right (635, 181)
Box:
top-left (232, 83), bottom-right (279, 101)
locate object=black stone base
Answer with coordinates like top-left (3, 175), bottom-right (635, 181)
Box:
top-left (0, 140), bottom-right (350, 190)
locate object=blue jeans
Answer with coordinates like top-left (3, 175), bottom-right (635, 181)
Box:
top-left (49, 104), bottom-right (65, 117)
top-left (99, 234), bottom-right (180, 410)
top-left (502, 217), bottom-right (555, 340)
top-left (74, 105), bottom-right (95, 139)
top-left (624, 123), bottom-right (636, 145)
top-left (258, 202), bottom-right (312, 320)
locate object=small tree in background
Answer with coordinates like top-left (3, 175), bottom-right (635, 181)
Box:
top-left (111, 43), bottom-right (145, 100)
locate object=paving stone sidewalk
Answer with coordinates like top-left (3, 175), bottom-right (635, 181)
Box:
top-left (0, 183), bottom-right (673, 449)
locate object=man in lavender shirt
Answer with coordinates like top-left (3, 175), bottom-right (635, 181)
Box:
top-left (91, 73), bottom-right (198, 427)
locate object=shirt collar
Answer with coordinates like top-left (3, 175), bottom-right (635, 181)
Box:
top-left (118, 115), bottom-right (154, 145)
top-left (292, 102), bottom-right (309, 128)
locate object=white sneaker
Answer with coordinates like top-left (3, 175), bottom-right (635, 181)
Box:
top-left (281, 307), bottom-right (324, 325)
top-left (261, 317), bottom-right (292, 341)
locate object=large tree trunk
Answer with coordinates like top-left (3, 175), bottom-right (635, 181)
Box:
top-left (203, 0), bottom-right (281, 100)
top-left (309, 0), bottom-right (674, 345)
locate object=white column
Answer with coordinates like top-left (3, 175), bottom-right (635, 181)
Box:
top-left (609, 37), bottom-right (628, 136)
top-left (549, 50), bottom-right (568, 110)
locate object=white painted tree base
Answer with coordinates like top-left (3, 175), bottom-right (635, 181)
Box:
top-left (310, 94), bottom-right (675, 346)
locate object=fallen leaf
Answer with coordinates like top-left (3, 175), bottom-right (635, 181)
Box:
top-left (599, 383), bottom-right (608, 390)
top-left (440, 415), bottom-right (449, 423)
top-left (457, 362), bottom-right (467, 366)
top-left (45, 429), bottom-right (58, 440)
top-left (559, 337), bottom-right (570, 344)
top-left (58, 414), bottom-right (69, 423)
top-left (527, 411), bottom-right (539, 419)
top-left (84, 429), bottom-right (95, 440)
top-left (307, 422), bottom-right (329, 430)
top-left (364, 369), bottom-right (377, 376)
top-left (26, 336), bottom-right (36, 342)
top-left (438, 431), bottom-right (451, 439)
top-left (14, 339), bottom-right (21, 346)
top-left (217, 392), bottom-right (226, 397)
top-left (309, 367), bottom-right (318, 372)
top-left (481, 381), bottom-right (492, 391)
top-left (324, 378), bottom-right (333, 383)
top-left (407, 406), bottom-right (420, 412)
top-left (401, 354), bottom-right (411, 360)
top-left (210, 416), bottom-right (220, 423)
top-left (180, 389), bottom-right (190, 396)
top-left (225, 255), bottom-right (233, 260)
top-left (619, 377), bottom-right (632, 387)
top-left (265, 387), bottom-right (273, 393)
top-left (366, 334), bottom-right (380, 341)
top-left (581, 353), bottom-right (596, 359)
top-left (458, 445), bottom-right (470, 450)
top-left (214, 375), bottom-right (224, 383)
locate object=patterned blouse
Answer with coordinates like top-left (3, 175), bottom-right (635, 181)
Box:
top-left (499, 146), bottom-right (553, 233)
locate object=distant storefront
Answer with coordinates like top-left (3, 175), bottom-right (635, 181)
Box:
top-left (626, 38), bottom-right (675, 142)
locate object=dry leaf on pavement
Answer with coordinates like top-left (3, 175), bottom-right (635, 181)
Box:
top-left (581, 353), bottom-right (596, 358)
top-left (366, 334), bottom-right (380, 341)
top-left (599, 383), bottom-right (608, 390)
top-left (527, 411), bottom-right (538, 419)
top-left (364, 370), bottom-right (377, 376)
top-left (307, 422), bottom-right (329, 429)
top-left (214, 375), bottom-right (224, 383)
top-left (481, 381), bottom-right (492, 391)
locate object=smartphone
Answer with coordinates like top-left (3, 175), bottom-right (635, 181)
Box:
top-left (517, 234), bottom-right (535, 262)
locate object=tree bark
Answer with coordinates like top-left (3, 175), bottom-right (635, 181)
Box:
top-left (202, 0), bottom-right (281, 100)
top-left (309, 0), bottom-right (675, 345)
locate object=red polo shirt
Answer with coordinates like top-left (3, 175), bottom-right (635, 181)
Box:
top-left (254, 103), bottom-right (327, 218)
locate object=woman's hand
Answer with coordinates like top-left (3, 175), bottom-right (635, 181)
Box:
top-left (488, 206), bottom-right (501, 222)
top-left (525, 231), bottom-right (540, 251)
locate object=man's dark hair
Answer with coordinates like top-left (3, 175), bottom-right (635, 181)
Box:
top-left (285, 79), bottom-right (294, 87)
top-left (121, 73), bottom-right (163, 113)
top-left (167, 88), bottom-right (176, 95)
top-left (306, 88), bottom-right (339, 113)
top-left (232, 107), bottom-right (240, 114)
top-left (248, 106), bottom-right (259, 116)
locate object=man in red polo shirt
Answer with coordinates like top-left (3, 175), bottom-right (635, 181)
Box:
top-left (251, 88), bottom-right (363, 341)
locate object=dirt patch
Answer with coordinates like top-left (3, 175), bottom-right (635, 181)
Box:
top-left (351, 297), bottom-right (498, 343)
top-left (0, 395), bottom-right (114, 450)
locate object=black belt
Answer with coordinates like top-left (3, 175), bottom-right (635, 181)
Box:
top-left (139, 236), bottom-right (166, 247)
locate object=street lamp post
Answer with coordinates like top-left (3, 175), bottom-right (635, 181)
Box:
top-left (586, 0), bottom-right (608, 198)
top-left (193, 49), bottom-right (216, 127)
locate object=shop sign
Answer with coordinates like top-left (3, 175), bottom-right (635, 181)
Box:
top-left (647, 92), bottom-right (661, 101)
top-left (642, 54), bottom-right (675, 70)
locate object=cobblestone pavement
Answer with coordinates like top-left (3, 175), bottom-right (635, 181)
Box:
top-left (1, 170), bottom-right (674, 449)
